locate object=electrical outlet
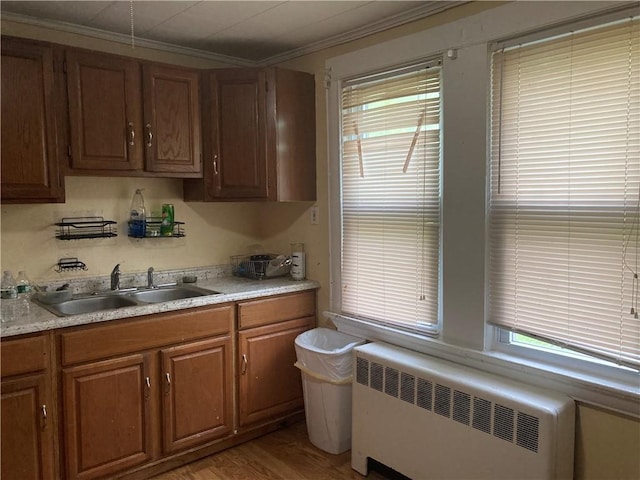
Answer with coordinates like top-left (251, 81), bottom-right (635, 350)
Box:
top-left (310, 205), bottom-right (319, 225)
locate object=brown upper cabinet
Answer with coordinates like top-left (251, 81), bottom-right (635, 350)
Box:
top-left (1, 36), bottom-right (315, 202)
top-left (184, 68), bottom-right (316, 202)
top-left (65, 50), bottom-right (143, 172)
top-left (1, 37), bottom-right (65, 203)
top-left (65, 49), bottom-right (201, 177)
top-left (143, 64), bottom-right (201, 175)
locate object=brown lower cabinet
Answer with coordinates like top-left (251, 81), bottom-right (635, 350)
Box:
top-left (59, 304), bottom-right (234, 480)
top-left (161, 336), bottom-right (233, 454)
top-left (1, 334), bottom-right (56, 480)
top-left (238, 317), bottom-right (314, 427)
top-left (237, 291), bottom-right (316, 428)
top-left (1, 289), bottom-right (316, 480)
top-left (63, 354), bottom-right (153, 479)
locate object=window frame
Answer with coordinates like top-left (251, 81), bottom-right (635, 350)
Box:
top-left (487, 14), bottom-right (640, 370)
top-left (326, 1), bottom-right (640, 417)
top-left (336, 59), bottom-right (444, 335)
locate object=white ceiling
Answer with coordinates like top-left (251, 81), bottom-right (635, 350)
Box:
top-left (0, 1), bottom-right (460, 65)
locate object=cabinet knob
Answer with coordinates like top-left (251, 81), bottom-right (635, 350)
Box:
top-left (128, 122), bottom-right (135, 146)
top-left (145, 123), bottom-right (153, 147)
top-left (241, 354), bottom-right (248, 375)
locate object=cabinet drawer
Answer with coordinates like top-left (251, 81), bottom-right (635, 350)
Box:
top-left (1, 334), bottom-right (49, 377)
top-left (238, 290), bottom-right (316, 329)
top-left (61, 304), bottom-right (233, 366)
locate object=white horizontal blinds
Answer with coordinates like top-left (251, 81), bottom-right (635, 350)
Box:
top-left (341, 62), bottom-right (441, 332)
top-left (489, 17), bottom-right (640, 368)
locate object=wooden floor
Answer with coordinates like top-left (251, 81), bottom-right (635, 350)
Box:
top-left (151, 421), bottom-right (399, 480)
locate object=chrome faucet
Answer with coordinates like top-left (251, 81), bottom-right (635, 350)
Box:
top-left (110, 264), bottom-right (121, 290)
top-left (147, 267), bottom-right (155, 289)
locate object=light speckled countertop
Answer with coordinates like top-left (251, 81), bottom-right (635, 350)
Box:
top-left (0, 270), bottom-right (319, 338)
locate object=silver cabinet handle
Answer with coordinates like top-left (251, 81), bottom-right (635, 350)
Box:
top-left (213, 154), bottom-right (219, 175)
top-left (165, 372), bottom-right (171, 394)
top-left (41, 404), bottom-right (47, 428)
top-left (145, 123), bottom-right (153, 147)
top-left (241, 354), bottom-right (248, 375)
top-left (128, 122), bottom-right (135, 146)
top-left (144, 376), bottom-right (151, 400)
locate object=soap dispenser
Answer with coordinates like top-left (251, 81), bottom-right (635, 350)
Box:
top-left (128, 188), bottom-right (147, 238)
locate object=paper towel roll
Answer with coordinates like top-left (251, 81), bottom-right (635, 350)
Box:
top-left (291, 252), bottom-right (306, 280)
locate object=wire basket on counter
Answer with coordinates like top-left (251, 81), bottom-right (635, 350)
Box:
top-left (231, 254), bottom-right (292, 280)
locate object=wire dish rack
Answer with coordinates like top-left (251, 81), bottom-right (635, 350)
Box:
top-left (55, 216), bottom-right (117, 240)
top-left (231, 254), bottom-right (292, 280)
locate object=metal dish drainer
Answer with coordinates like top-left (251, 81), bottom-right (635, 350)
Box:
top-left (55, 216), bottom-right (117, 240)
top-left (231, 254), bottom-right (292, 280)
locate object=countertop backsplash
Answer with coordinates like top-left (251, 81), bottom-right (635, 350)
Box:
top-left (35, 264), bottom-right (232, 295)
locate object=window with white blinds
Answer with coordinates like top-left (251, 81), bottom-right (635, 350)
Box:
top-left (340, 61), bottom-right (441, 333)
top-left (489, 17), bottom-right (640, 369)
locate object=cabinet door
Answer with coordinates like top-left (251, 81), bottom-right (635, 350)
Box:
top-left (1, 375), bottom-right (54, 480)
top-left (266, 68), bottom-right (317, 201)
top-left (143, 65), bottom-right (201, 175)
top-left (1, 38), bottom-right (63, 203)
top-left (207, 69), bottom-right (268, 199)
top-left (66, 50), bottom-right (143, 172)
top-left (238, 317), bottom-right (314, 427)
top-left (62, 354), bottom-right (151, 479)
top-left (161, 336), bottom-right (233, 453)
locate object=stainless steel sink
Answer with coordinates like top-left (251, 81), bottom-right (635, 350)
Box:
top-left (33, 285), bottom-right (221, 317)
top-left (129, 285), bottom-right (219, 304)
top-left (44, 295), bottom-right (140, 316)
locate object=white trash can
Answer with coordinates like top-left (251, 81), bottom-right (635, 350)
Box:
top-left (294, 328), bottom-right (365, 454)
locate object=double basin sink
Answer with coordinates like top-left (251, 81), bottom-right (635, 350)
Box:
top-left (34, 285), bottom-right (220, 317)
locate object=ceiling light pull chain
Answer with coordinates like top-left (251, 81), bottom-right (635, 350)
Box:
top-left (130, 0), bottom-right (135, 49)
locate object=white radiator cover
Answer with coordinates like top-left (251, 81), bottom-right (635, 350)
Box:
top-left (352, 343), bottom-right (575, 480)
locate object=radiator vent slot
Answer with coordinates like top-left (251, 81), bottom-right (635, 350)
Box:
top-left (385, 367), bottom-right (399, 397)
top-left (434, 384), bottom-right (451, 418)
top-left (416, 378), bottom-right (433, 410)
top-left (400, 372), bottom-right (415, 404)
top-left (472, 397), bottom-right (492, 434)
top-left (494, 404), bottom-right (515, 443)
top-left (356, 357), bottom-right (369, 386)
top-left (517, 412), bottom-right (540, 453)
top-left (453, 390), bottom-right (471, 426)
top-left (355, 354), bottom-right (545, 455)
top-left (371, 362), bottom-right (384, 392)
